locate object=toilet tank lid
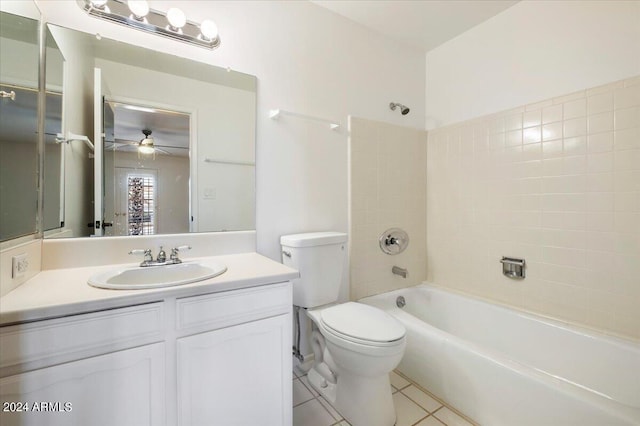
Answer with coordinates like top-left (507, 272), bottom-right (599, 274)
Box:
top-left (280, 232), bottom-right (347, 248)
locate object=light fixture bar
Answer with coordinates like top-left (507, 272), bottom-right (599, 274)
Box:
top-left (77, 0), bottom-right (220, 50)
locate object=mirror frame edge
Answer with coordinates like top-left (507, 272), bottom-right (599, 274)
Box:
top-left (35, 17), bottom-right (47, 241)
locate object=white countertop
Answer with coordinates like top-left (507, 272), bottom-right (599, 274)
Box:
top-left (0, 252), bottom-right (299, 325)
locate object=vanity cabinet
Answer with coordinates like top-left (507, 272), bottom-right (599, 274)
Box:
top-left (174, 281), bottom-right (292, 426)
top-left (0, 281), bottom-right (292, 426)
top-left (0, 343), bottom-right (165, 426)
top-left (177, 315), bottom-right (290, 425)
top-left (0, 303), bottom-right (166, 426)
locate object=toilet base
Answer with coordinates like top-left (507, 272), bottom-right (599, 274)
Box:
top-left (307, 366), bottom-right (337, 404)
top-left (307, 363), bottom-right (396, 426)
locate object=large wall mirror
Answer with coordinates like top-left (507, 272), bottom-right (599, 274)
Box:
top-left (46, 24), bottom-right (256, 239)
top-left (1, 10), bottom-right (257, 244)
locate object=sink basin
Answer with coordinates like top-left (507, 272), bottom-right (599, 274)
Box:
top-left (88, 262), bottom-right (227, 290)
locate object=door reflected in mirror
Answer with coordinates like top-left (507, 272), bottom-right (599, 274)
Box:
top-left (104, 102), bottom-right (190, 236)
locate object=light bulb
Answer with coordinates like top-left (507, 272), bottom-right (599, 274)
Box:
top-left (199, 19), bottom-right (218, 41)
top-left (128, 0), bottom-right (149, 19)
top-left (166, 7), bottom-right (186, 30)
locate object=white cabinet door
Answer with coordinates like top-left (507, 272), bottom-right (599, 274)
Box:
top-left (0, 343), bottom-right (165, 426)
top-left (177, 314), bottom-right (291, 426)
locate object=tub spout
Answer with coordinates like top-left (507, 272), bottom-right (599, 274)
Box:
top-left (392, 266), bottom-right (408, 278)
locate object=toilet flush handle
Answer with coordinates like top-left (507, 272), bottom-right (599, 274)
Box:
top-left (282, 250), bottom-right (292, 258)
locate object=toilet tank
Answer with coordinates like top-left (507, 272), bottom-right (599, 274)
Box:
top-left (280, 232), bottom-right (348, 308)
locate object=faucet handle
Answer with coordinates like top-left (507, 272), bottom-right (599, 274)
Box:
top-left (170, 245), bottom-right (192, 261)
top-left (129, 249), bottom-right (153, 263)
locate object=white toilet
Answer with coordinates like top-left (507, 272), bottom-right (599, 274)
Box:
top-left (281, 232), bottom-right (406, 426)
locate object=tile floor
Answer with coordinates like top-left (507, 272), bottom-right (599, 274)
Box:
top-left (293, 369), bottom-right (477, 426)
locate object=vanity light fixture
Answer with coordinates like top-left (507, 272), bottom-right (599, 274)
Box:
top-left (78, 0), bottom-right (220, 50)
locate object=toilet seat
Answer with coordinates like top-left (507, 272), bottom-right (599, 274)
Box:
top-left (319, 302), bottom-right (405, 347)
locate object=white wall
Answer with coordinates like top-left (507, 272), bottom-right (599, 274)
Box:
top-left (425, 0), bottom-right (640, 128)
top-left (35, 0), bottom-right (426, 260)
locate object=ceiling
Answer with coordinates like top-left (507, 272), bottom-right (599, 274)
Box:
top-left (311, 0), bottom-right (519, 52)
top-left (108, 103), bottom-right (190, 157)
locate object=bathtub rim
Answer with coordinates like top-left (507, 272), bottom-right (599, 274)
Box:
top-left (375, 282), bottom-right (640, 349)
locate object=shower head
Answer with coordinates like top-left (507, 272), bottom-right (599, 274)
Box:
top-left (389, 102), bottom-right (410, 115)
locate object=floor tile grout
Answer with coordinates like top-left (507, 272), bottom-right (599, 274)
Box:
top-left (295, 373), bottom-right (345, 424)
top-left (293, 368), bottom-right (477, 426)
top-left (393, 370), bottom-right (477, 425)
top-left (399, 389), bottom-right (443, 415)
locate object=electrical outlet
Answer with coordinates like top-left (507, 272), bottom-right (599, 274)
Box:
top-left (12, 253), bottom-right (29, 279)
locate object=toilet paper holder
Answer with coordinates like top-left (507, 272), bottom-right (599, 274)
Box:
top-left (500, 257), bottom-right (525, 279)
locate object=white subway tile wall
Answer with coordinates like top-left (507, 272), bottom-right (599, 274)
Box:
top-left (426, 76), bottom-right (640, 341)
top-left (349, 117), bottom-right (428, 300)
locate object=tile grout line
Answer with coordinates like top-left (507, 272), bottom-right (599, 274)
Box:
top-left (318, 395), bottom-right (342, 422)
top-left (292, 377), bottom-right (315, 408)
top-left (393, 370), bottom-right (478, 426)
top-left (399, 388), bottom-right (443, 415)
top-left (410, 413), bottom-right (432, 426)
top-left (296, 373), bottom-right (344, 423)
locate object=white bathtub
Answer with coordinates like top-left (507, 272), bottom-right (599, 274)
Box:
top-left (361, 284), bottom-right (640, 426)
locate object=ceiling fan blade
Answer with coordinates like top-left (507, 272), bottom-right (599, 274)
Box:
top-left (153, 144), bottom-right (188, 149)
top-left (105, 142), bottom-right (138, 151)
top-left (154, 147), bottom-right (172, 155)
top-left (114, 138), bottom-right (141, 146)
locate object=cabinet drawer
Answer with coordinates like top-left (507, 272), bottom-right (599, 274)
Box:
top-left (176, 282), bottom-right (291, 333)
top-left (0, 303), bottom-right (163, 374)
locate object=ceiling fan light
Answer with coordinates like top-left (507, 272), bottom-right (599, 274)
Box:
top-left (138, 146), bottom-right (155, 154)
top-left (138, 144), bottom-right (155, 154)
top-left (139, 130), bottom-right (155, 154)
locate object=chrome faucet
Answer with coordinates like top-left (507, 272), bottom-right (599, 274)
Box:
top-left (157, 246), bottom-right (167, 263)
top-left (129, 245), bottom-right (192, 267)
top-left (392, 266), bottom-right (408, 278)
top-left (170, 245), bottom-right (192, 263)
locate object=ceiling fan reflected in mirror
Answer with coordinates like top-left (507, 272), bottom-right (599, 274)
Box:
top-left (106, 129), bottom-right (172, 156)
top-left (138, 129), bottom-right (156, 154)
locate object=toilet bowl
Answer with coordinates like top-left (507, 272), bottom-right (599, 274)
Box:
top-left (306, 302), bottom-right (406, 426)
top-left (280, 232), bottom-right (406, 426)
